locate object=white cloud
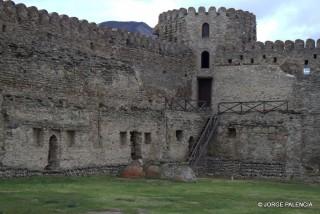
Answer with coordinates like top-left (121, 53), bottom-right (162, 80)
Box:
top-left (257, 0), bottom-right (320, 41)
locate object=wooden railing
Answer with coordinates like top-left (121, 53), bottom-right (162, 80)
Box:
top-left (218, 100), bottom-right (289, 115)
top-left (188, 114), bottom-right (219, 167)
top-left (165, 98), bottom-right (211, 112)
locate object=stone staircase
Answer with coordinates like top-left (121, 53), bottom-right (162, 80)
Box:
top-left (187, 114), bottom-right (219, 168)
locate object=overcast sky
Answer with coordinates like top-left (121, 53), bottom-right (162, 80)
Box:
top-left (13, 0), bottom-right (320, 42)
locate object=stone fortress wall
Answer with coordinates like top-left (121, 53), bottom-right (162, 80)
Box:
top-left (0, 1), bottom-right (319, 181)
top-left (0, 0), bottom-right (203, 172)
top-left (156, 6), bottom-right (320, 181)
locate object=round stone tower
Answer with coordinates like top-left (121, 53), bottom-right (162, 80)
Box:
top-left (154, 6), bottom-right (257, 107)
top-left (155, 6), bottom-right (256, 51)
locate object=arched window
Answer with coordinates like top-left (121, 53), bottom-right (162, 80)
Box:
top-left (201, 51), bottom-right (210, 68)
top-left (202, 23), bottom-right (209, 38)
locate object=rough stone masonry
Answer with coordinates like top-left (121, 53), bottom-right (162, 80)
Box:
top-left (0, 1), bottom-right (319, 182)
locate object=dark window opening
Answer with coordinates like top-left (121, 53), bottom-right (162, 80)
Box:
top-left (273, 57), bottom-right (277, 63)
top-left (240, 55), bottom-right (244, 60)
top-left (201, 51), bottom-right (210, 68)
top-left (313, 54), bottom-right (317, 59)
top-left (130, 131), bottom-right (142, 160)
top-left (202, 23), bottom-right (209, 38)
top-left (228, 59), bottom-right (232, 64)
top-left (33, 128), bottom-right (43, 147)
top-left (144, 133), bottom-right (151, 144)
top-left (2, 24), bottom-right (6, 32)
top-left (305, 60), bottom-right (309, 65)
top-left (263, 55), bottom-right (266, 59)
top-left (176, 130), bottom-right (183, 142)
top-left (251, 58), bottom-right (254, 64)
top-left (67, 130), bottom-right (75, 147)
top-left (227, 127), bottom-right (237, 138)
top-left (120, 132), bottom-right (127, 145)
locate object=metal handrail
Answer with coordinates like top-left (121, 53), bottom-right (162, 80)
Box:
top-left (218, 100), bottom-right (289, 114)
top-left (188, 114), bottom-right (219, 167)
top-left (165, 97), bottom-right (211, 112)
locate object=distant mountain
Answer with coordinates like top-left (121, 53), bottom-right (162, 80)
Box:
top-left (99, 21), bottom-right (154, 37)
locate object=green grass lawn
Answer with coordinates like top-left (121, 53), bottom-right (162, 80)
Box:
top-left (0, 176), bottom-right (319, 214)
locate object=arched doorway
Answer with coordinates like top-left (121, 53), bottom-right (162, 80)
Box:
top-left (46, 135), bottom-right (59, 170)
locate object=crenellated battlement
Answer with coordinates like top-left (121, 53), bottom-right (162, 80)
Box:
top-left (0, 0), bottom-right (191, 57)
top-left (158, 6), bottom-right (255, 22)
top-left (215, 39), bottom-right (320, 54)
top-left (237, 39), bottom-right (320, 52)
top-left (215, 38), bottom-right (320, 67)
top-left (253, 39), bottom-right (320, 51)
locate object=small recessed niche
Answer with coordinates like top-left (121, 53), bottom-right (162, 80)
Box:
top-left (120, 132), bottom-right (127, 145)
top-left (313, 54), bottom-right (317, 59)
top-left (240, 55), bottom-right (244, 60)
top-left (144, 132), bottom-right (152, 144)
top-left (251, 58), bottom-right (254, 64)
top-left (176, 130), bottom-right (183, 142)
top-left (273, 57), bottom-right (277, 63)
top-left (2, 24), bottom-right (6, 32)
top-left (67, 130), bottom-right (76, 147)
top-left (263, 55), bottom-right (266, 59)
top-left (304, 60), bottom-right (309, 65)
top-left (227, 127), bottom-right (237, 138)
top-left (33, 128), bottom-right (43, 146)
top-left (228, 59), bottom-right (232, 64)
top-left (90, 42), bottom-right (94, 50)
